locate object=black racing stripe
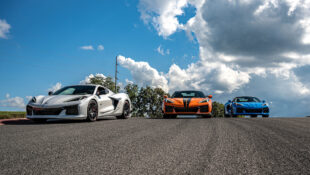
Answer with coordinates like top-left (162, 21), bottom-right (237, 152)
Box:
top-left (187, 98), bottom-right (191, 109)
top-left (183, 98), bottom-right (187, 108)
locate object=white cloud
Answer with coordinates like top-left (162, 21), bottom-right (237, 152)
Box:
top-left (0, 94), bottom-right (25, 108)
top-left (0, 19), bottom-right (11, 39)
top-left (97, 45), bottom-right (104, 51)
top-left (139, 0), bottom-right (188, 38)
top-left (156, 45), bottom-right (170, 55)
top-left (80, 73), bottom-right (106, 84)
top-left (118, 55), bottom-right (169, 92)
top-left (123, 0), bottom-right (310, 116)
top-left (80, 45), bottom-right (94, 50)
top-left (48, 82), bottom-right (62, 92)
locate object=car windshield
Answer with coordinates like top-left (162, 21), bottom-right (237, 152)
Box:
top-left (53, 86), bottom-right (96, 95)
top-left (234, 97), bottom-right (261, 102)
top-left (172, 91), bottom-right (205, 98)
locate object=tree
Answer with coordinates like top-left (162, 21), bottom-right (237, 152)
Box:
top-left (124, 83), bottom-right (139, 117)
top-left (88, 76), bottom-right (120, 92)
top-left (212, 101), bottom-right (225, 117)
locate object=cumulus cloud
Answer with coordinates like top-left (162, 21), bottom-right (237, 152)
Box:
top-left (0, 94), bottom-right (25, 108)
top-left (48, 82), bottom-right (62, 92)
top-left (97, 45), bottom-right (104, 51)
top-left (121, 0), bottom-right (310, 116)
top-left (156, 45), bottom-right (170, 55)
top-left (80, 73), bottom-right (106, 84)
top-left (0, 19), bottom-right (11, 39)
top-left (118, 55), bottom-right (169, 92)
top-left (80, 45), bottom-right (94, 50)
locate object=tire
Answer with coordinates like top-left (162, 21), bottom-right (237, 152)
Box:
top-left (224, 114), bottom-right (231, 118)
top-left (230, 108), bottom-right (237, 118)
top-left (163, 114), bottom-right (176, 119)
top-left (86, 100), bottom-right (98, 122)
top-left (31, 118), bottom-right (47, 123)
top-left (116, 101), bottom-right (131, 119)
top-left (202, 114), bottom-right (212, 118)
top-left (251, 115), bottom-right (257, 118)
top-left (262, 115), bottom-right (269, 118)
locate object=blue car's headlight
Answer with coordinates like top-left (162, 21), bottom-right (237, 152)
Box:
top-left (234, 103), bottom-right (243, 106)
top-left (262, 103), bottom-right (268, 106)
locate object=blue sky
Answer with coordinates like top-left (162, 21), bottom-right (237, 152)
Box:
top-left (1, 0), bottom-right (310, 117)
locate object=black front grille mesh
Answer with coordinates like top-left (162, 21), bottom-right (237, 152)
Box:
top-left (27, 105), bottom-right (79, 115)
top-left (165, 106), bottom-right (174, 112)
top-left (200, 105), bottom-right (209, 112)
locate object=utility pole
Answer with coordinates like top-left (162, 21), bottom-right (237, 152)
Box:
top-left (115, 56), bottom-right (118, 93)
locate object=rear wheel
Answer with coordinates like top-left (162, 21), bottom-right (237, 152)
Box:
top-left (31, 118), bottom-right (47, 123)
top-left (116, 101), bottom-right (130, 119)
top-left (262, 115), bottom-right (269, 118)
top-left (86, 100), bottom-right (98, 122)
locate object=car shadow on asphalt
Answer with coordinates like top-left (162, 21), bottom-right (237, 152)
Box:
top-left (1, 118), bottom-right (115, 125)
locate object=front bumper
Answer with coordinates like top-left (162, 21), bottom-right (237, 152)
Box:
top-left (234, 107), bottom-right (269, 115)
top-left (26, 104), bottom-right (87, 120)
top-left (164, 105), bottom-right (211, 115)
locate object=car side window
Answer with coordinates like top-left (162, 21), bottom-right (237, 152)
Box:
top-left (97, 87), bottom-right (107, 95)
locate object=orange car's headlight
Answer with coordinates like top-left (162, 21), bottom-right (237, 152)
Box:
top-left (165, 99), bottom-right (174, 103)
top-left (199, 99), bottom-right (209, 103)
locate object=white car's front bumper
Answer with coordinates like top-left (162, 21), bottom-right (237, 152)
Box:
top-left (27, 114), bottom-right (87, 120)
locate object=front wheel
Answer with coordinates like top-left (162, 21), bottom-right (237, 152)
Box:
top-left (116, 101), bottom-right (130, 119)
top-left (262, 115), bottom-right (269, 118)
top-left (163, 114), bottom-right (177, 119)
top-left (86, 100), bottom-right (98, 122)
top-left (251, 115), bottom-right (257, 118)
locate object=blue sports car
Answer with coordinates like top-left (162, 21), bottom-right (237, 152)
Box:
top-left (224, 96), bottom-right (269, 118)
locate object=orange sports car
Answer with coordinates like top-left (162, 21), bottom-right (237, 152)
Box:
top-left (162, 90), bottom-right (213, 118)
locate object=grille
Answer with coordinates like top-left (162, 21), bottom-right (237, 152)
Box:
top-left (165, 106), bottom-right (174, 112)
top-left (65, 105), bottom-right (79, 115)
top-left (237, 108), bottom-right (263, 113)
top-left (175, 107), bottom-right (198, 113)
top-left (33, 107), bottom-right (63, 115)
top-left (200, 105), bottom-right (209, 112)
top-left (175, 107), bottom-right (186, 112)
top-left (188, 107), bottom-right (198, 112)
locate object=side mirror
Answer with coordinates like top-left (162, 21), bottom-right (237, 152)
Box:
top-left (48, 91), bottom-right (53, 96)
top-left (228, 100), bottom-right (232, 103)
top-left (208, 95), bottom-right (213, 98)
top-left (164, 95), bottom-right (168, 99)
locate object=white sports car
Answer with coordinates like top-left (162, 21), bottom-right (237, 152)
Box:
top-left (26, 85), bottom-right (132, 122)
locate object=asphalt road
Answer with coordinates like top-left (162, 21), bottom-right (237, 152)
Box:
top-left (0, 117), bottom-right (310, 175)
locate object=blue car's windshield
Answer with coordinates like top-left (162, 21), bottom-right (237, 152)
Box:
top-left (53, 86), bottom-right (96, 95)
top-left (233, 97), bottom-right (261, 102)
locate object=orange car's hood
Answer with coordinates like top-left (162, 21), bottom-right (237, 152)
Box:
top-left (168, 97), bottom-right (208, 107)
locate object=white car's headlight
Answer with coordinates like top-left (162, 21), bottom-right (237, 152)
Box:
top-left (66, 96), bottom-right (87, 102)
top-left (199, 99), bottom-right (209, 103)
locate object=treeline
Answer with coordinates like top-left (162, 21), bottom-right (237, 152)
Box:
top-left (88, 76), bottom-right (225, 118)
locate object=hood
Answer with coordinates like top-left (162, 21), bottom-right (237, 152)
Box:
top-left (32, 95), bottom-right (89, 105)
top-left (235, 102), bottom-right (266, 108)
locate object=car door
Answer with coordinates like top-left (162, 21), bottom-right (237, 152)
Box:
top-left (96, 87), bottom-right (114, 115)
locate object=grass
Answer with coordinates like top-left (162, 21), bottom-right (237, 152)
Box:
top-left (0, 111), bottom-right (26, 119)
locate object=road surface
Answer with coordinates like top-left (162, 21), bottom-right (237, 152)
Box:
top-left (0, 117), bottom-right (310, 174)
